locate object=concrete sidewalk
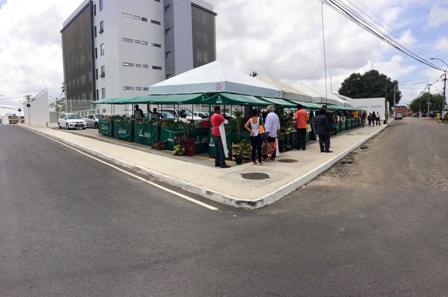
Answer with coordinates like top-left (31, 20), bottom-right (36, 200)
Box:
top-left (22, 124), bottom-right (387, 208)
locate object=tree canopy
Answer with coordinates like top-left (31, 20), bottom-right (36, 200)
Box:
top-left (409, 93), bottom-right (444, 113)
top-left (338, 70), bottom-right (401, 107)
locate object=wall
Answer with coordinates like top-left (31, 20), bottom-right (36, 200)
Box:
top-left (347, 97), bottom-right (386, 120)
top-left (23, 90), bottom-right (50, 127)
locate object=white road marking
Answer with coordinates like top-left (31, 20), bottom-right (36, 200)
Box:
top-left (37, 132), bottom-right (219, 211)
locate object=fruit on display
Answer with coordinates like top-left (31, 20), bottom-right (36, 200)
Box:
top-left (173, 144), bottom-right (186, 156)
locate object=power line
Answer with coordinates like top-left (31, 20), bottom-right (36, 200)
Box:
top-left (321, 0), bottom-right (445, 72)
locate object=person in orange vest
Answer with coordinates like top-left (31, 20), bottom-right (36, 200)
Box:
top-left (294, 104), bottom-right (308, 150)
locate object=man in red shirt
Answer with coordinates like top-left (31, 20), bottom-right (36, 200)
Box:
top-left (294, 104), bottom-right (308, 150)
top-left (210, 106), bottom-right (230, 168)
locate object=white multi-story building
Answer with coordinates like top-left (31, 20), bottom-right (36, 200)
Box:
top-left (61, 0), bottom-right (216, 114)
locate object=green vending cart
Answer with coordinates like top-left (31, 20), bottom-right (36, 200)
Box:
top-left (113, 118), bottom-right (134, 141)
top-left (134, 121), bottom-right (159, 145)
top-left (99, 118), bottom-right (113, 137)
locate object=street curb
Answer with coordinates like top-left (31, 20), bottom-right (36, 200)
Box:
top-left (21, 124), bottom-right (388, 209)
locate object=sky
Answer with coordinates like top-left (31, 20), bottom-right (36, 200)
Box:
top-left (0, 0), bottom-right (447, 116)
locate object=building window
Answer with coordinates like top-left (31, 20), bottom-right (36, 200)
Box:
top-left (101, 87), bottom-right (106, 99)
top-left (100, 43), bottom-right (104, 56)
top-left (152, 66), bottom-right (162, 70)
top-left (141, 17), bottom-right (148, 22)
top-left (136, 87), bottom-right (142, 91)
top-left (151, 20), bottom-right (161, 25)
top-left (94, 26), bottom-right (97, 37)
top-left (143, 64), bottom-right (149, 68)
top-left (122, 62), bottom-right (134, 67)
top-left (95, 68), bottom-right (98, 80)
top-left (152, 43), bottom-right (162, 48)
top-left (135, 39), bottom-right (142, 44)
top-left (93, 4), bottom-right (96, 15)
top-left (133, 15), bottom-right (141, 20)
top-left (154, 0), bottom-right (160, 2)
top-left (165, 28), bottom-right (171, 35)
top-left (123, 86), bottom-right (135, 91)
top-left (99, 20), bottom-right (104, 33)
top-left (143, 87), bottom-right (149, 91)
top-left (95, 47), bottom-right (98, 59)
top-left (136, 64), bottom-right (142, 68)
top-left (141, 40), bottom-right (148, 46)
top-left (100, 65), bottom-right (105, 78)
top-left (99, 0), bottom-right (103, 11)
top-left (122, 37), bottom-right (134, 43)
top-left (164, 4), bottom-right (171, 12)
top-left (165, 51), bottom-right (172, 58)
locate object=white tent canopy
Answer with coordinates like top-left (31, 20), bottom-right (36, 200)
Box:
top-left (149, 61), bottom-right (282, 98)
top-left (292, 82), bottom-right (347, 106)
top-left (255, 74), bottom-right (313, 102)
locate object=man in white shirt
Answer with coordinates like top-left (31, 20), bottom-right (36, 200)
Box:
top-left (264, 105), bottom-right (281, 160)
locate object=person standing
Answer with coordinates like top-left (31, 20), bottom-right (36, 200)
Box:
top-left (134, 105), bottom-right (144, 121)
top-left (264, 105), bottom-right (281, 160)
top-left (210, 106), bottom-right (230, 168)
top-left (294, 104), bottom-right (308, 150)
top-left (376, 112), bottom-right (381, 126)
top-left (371, 112), bottom-right (376, 127)
top-left (244, 109), bottom-right (263, 165)
top-left (315, 109), bottom-right (332, 153)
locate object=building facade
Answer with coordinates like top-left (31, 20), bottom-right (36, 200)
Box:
top-left (61, 0), bottom-right (216, 113)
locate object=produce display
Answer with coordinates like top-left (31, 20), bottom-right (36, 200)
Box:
top-left (173, 144), bottom-right (186, 156)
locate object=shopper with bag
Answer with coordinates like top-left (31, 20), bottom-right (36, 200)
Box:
top-left (244, 109), bottom-right (264, 165)
top-left (264, 105), bottom-right (281, 160)
top-left (294, 104), bottom-right (308, 151)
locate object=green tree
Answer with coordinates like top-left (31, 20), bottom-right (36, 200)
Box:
top-left (409, 93), bottom-right (444, 113)
top-left (339, 70), bottom-right (401, 107)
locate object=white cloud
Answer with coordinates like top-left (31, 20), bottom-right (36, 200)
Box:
top-left (0, 0), bottom-right (437, 115)
top-left (428, 3), bottom-right (448, 27)
top-left (434, 37), bottom-right (448, 50)
top-left (0, 0), bottom-right (81, 114)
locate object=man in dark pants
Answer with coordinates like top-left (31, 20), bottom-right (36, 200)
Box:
top-left (294, 104), bottom-right (308, 150)
top-left (315, 109), bottom-right (333, 153)
top-left (210, 106), bottom-right (230, 168)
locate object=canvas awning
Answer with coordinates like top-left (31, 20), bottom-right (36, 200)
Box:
top-left (256, 75), bottom-right (313, 102)
top-left (125, 94), bottom-right (206, 105)
top-left (261, 97), bottom-right (297, 108)
top-left (149, 61), bottom-right (282, 98)
top-left (203, 93), bottom-right (269, 106)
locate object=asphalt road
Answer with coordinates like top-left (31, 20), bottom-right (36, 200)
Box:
top-left (1, 118), bottom-right (448, 297)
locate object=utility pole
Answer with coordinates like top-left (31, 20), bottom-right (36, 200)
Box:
top-left (393, 83), bottom-right (397, 116)
top-left (384, 85), bottom-right (388, 123)
top-left (26, 95), bottom-right (31, 125)
top-left (427, 84), bottom-right (431, 115)
top-left (443, 72), bottom-right (447, 118)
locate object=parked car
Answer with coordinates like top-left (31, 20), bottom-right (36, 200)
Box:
top-left (83, 114), bottom-right (104, 128)
top-left (395, 112), bottom-right (403, 120)
top-left (193, 112), bottom-right (209, 119)
top-left (58, 113), bottom-right (86, 130)
top-left (161, 108), bottom-right (203, 122)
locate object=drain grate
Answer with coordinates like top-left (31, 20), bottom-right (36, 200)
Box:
top-left (278, 159), bottom-right (298, 163)
top-left (241, 172), bottom-right (270, 180)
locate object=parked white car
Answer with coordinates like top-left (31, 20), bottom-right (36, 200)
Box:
top-left (58, 113), bottom-right (86, 130)
top-left (161, 108), bottom-right (203, 123)
top-left (83, 114), bottom-right (103, 128)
